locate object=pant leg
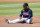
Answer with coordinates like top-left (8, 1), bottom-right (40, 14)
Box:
top-left (8, 18), bottom-right (27, 24)
top-left (21, 18), bottom-right (27, 23)
top-left (8, 19), bottom-right (20, 24)
top-left (21, 18), bottom-right (27, 22)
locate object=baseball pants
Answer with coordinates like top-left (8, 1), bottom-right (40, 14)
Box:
top-left (8, 18), bottom-right (32, 24)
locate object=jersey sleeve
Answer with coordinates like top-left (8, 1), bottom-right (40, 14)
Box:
top-left (28, 10), bottom-right (33, 19)
top-left (20, 10), bottom-right (23, 17)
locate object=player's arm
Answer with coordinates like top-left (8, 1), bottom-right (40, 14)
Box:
top-left (19, 10), bottom-right (23, 20)
top-left (28, 10), bottom-right (33, 19)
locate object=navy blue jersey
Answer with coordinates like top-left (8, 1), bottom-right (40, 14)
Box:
top-left (20, 9), bottom-right (33, 19)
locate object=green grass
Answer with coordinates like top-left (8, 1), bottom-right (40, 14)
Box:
top-left (0, 1), bottom-right (40, 16)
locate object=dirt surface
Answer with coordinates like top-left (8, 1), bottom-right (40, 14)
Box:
top-left (0, 0), bottom-right (40, 2)
top-left (0, 16), bottom-right (40, 27)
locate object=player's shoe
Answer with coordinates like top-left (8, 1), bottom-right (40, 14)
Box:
top-left (4, 18), bottom-right (9, 24)
top-left (29, 22), bottom-right (33, 24)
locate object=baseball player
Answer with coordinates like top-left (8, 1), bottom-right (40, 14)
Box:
top-left (4, 3), bottom-right (33, 24)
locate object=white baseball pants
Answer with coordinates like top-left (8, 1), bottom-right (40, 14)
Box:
top-left (8, 18), bottom-right (32, 24)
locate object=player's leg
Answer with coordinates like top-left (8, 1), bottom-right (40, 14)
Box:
top-left (21, 18), bottom-right (27, 23)
top-left (9, 18), bottom-right (26, 23)
top-left (6, 18), bottom-right (27, 24)
top-left (4, 18), bottom-right (20, 24)
top-left (8, 19), bottom-right (20, 24)
top-left (26, 18), bottom-right (32, 24)
top-left (4, 18), bottom-right (27, 24)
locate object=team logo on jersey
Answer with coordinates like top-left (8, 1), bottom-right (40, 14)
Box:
top-left (23, 12), bottom-right (29, 15)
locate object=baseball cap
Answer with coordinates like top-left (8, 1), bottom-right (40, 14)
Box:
top-left (23, 3), bottom-right (28, 7)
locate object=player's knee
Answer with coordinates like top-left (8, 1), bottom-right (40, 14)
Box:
top-left (27, 19), bottom-right (31, 24)
top-left (27, 21), bottom-right (31, 24)
top-left (27, 21), bottom-right (30, 24)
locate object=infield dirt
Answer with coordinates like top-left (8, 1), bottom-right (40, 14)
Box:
top-left (0, 16), bottom-right (40, 27)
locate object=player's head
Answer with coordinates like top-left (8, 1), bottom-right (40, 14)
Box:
top-left (23, 3), bottom-right (29, 10)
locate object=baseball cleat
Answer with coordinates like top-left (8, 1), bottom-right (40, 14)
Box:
top-left (29, 22), bottom-right (33, 24)
top-left (4, 18), bottom-right (9, 24)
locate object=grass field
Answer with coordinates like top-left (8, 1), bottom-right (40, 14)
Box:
top-left (0, 1), bottom-right (40, 16)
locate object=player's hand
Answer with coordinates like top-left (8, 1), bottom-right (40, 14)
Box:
top-left (26, 18), bottom-right (28, 20)
top-left (25, 18), bottom-right (28, 22)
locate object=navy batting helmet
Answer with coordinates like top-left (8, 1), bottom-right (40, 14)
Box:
top-left (23, 3), bottom-right (28, 7)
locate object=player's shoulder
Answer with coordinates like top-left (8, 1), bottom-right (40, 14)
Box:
top-left (21, 9), bottom-right (25, 12)
top-left (29, 9), bottom-right (32, 12)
